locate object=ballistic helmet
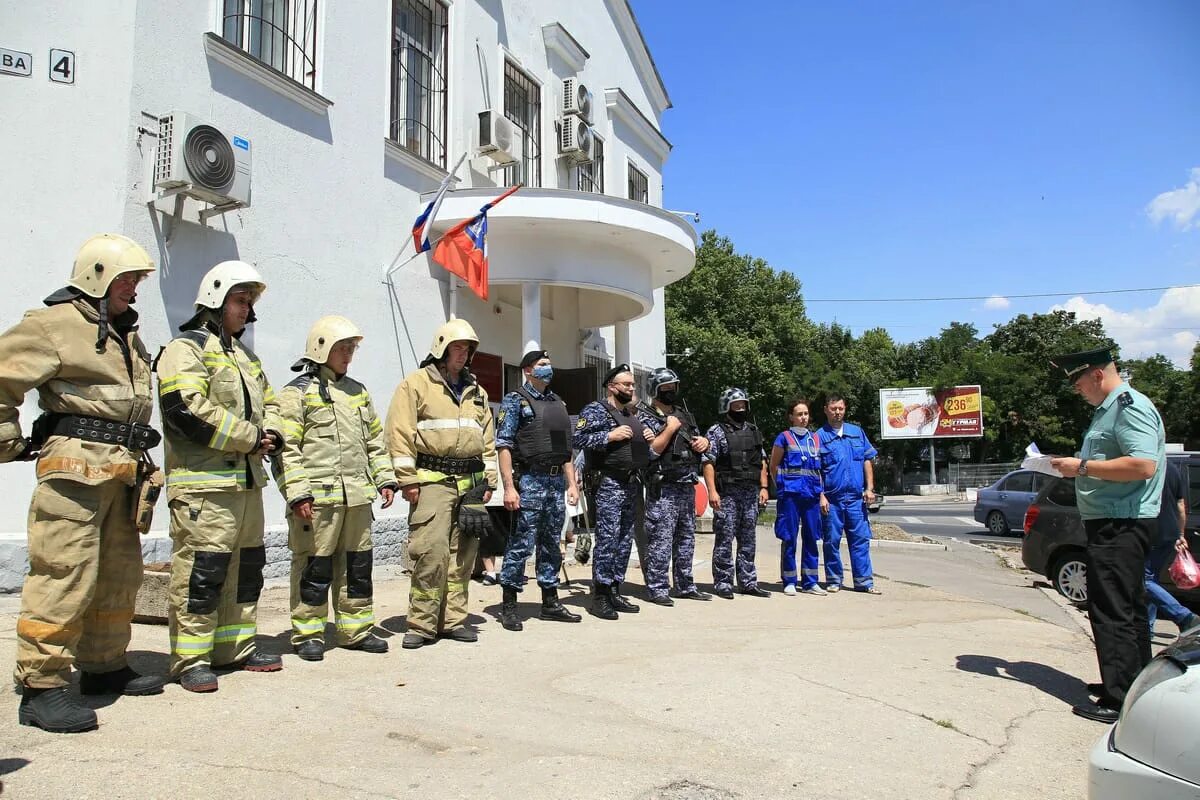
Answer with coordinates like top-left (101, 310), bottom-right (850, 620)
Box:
top-left (647, 367), bottom-right (680, 399)
top-left (68, 234), bottom-right (156, 298)
top-left (194, 261), bottom-right (266, 309)
top-left (304, 315), bottom-right (362, 364)
top-left (718, 387), bottom-right (750, 415)
top-left (427, 318), bottom-right (479, 360)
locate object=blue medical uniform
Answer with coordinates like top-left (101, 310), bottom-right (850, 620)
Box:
top-left (773, 428), bottom-right (824, 589)
top-left (818, 422), bottom-right (877, 590)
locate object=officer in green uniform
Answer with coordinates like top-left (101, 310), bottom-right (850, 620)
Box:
top-left (1049, 346), bottom-right (1165, 724)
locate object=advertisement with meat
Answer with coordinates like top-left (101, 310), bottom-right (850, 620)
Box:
top-left (878, 386), bottom-right (983, 440)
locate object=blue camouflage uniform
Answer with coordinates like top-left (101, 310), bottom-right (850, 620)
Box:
top-left (496, 382), bottom-right (567, 590)
top-left (772, 427), bottom-right (825, 590)
top-left (818, 422), bottom-right (877, 590)
top-left (637, 403), bottom-right (704, 599)
top-left (704, 422), bottom-right (765, 591)
top-left (574, 400), bottom-right (644, 588)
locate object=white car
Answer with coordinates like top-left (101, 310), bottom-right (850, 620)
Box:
top-left (1088, 631), bottom-right (1200, 798)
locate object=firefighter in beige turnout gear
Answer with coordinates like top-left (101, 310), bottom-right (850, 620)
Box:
top-left (386, 319), bottom-right (497, 649)
top-left (1, 234), bottom-right (167, 733)
top-left (274, 316), bottom-right (398, 661)
top-left (157, 261), bottom-right (284, 692)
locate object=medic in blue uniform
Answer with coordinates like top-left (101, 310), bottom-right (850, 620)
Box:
top-left (768, 398), bottom-right (827, 595)
top-left (817, 393), bottom-right (880, 594)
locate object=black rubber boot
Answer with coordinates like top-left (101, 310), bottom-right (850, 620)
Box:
top-left (500, 586), bottom-right (523, 631)
top-left (18, 686), bottom-right (98, 733)
top-left (80, 666), bottom-right (166, 696)
top-left (294, 640), bottom-right (325, 661)
top-left (179, 666), bottom-right (219, 693)
top-left (539, 587), bottom-right (582, 622)
top-left (215, 651), bottom-right (282, 672)
top-left (588, 584), bottom-right (618, 620)
top-left (610, 582), bottom-right (640, 613)
top-left (344, 633), bottom-right (388, 653)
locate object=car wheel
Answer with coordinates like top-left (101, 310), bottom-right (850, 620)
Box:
top-left (986, 510), bottom-right (1009, 536)
top-left (1050, 550), bottom-right (1088, 605)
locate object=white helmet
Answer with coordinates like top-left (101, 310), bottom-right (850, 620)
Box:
top-left (193, 260), bottom-right (266, 309)
top-left (68, 234), bottom-right (156, 298)
top-left (304, 315), bottom-right (362, 364)
top-left (427, 318), bottom-right (479, 359)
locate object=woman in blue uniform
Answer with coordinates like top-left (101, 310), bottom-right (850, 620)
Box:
top-left (768, 399), bottom-right (826, 596)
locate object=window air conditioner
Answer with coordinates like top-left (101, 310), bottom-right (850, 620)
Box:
top-left (154, 111), bottom-right (252, 208)
top-left (559, 113), bottom-right (594, 162)
top-left (477, 110), bottom-right (521, 165)
top-left (562, 77), bottom-right (593, 124)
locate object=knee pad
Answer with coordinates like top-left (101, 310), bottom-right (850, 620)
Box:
top-left (299, 554), bottom-right (333, 606)
top-left (345, 549), bottom-right (374, 599)
top-left (236, 545), bottom-right (267, 604)
top-left (187, 551), bottom-right (232, 614)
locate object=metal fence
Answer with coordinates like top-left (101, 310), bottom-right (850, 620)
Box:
top-left (948, 462), bottom-right (1021, 490)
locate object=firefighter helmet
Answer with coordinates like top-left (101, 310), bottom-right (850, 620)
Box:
top-left (193, 261), bottom-right (266, 309)
top-left (427, 318), bottom-right (479, 359)
top-left (305, 315), bottom-right (363, 364)
top-left (68, 234), bottom-right (156, 298)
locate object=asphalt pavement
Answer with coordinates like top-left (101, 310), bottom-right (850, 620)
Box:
top-left (876, 496), bottom-right (1021, 544)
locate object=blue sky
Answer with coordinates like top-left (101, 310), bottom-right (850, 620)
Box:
top-left (633, 1), bottom-right (1200, 366)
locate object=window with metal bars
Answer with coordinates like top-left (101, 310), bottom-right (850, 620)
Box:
top-left (221, 0), bottom-right (319, 89)
top-left (389, 0), bottom-right (448, 167)
top-left (576, 137), bottom-right (605, 194)
top-left (627, 162), bottom-right (649, 204)
top-left (503, 61), bottom-right (542, 188)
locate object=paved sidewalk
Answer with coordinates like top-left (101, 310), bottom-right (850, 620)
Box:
top-left (0, 529), bottom-right (1102, 800)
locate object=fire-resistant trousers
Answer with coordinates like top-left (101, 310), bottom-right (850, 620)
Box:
top-left (406, 479), bottom-right (480, 640)
top-left (15, 479), bottom-right (142, 688)
top-left (289, 503), bottom-right (376, 646)
top-left (167, 489), bottom-right (266, 676)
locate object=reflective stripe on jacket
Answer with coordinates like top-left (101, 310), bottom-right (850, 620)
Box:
top-left (157, 326), bottom-right (280, 499)
top-left (273, 365), bottom-right (396, 507)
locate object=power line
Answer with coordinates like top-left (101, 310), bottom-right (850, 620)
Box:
top-left (805, 283), bottom-right (1200, 303)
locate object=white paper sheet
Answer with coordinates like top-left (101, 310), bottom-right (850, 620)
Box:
top-left (1020, 442), bottom-right (1064, 478)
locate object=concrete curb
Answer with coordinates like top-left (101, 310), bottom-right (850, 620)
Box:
top-left (873, 538), bottom-right (948, 551)
top-left (1038, 584), bottom-right (1094, 641)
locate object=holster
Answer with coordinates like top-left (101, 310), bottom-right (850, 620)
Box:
top-left (646, 472), bottom-right (663, 503)
top-left (131, 454), bottom-right (164, 535)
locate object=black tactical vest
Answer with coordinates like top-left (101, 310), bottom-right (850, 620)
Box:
top-left (589, 401), bottom-right (649, 472)
top-left (643, 403), bottom-right (700, 480)
top-left (513, 387), bottom-right (572, 468)
top-left (716, 421), bottom-right (763, 486)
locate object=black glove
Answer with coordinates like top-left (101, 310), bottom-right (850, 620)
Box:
top-left (14, 438), bottom-right (39, 462)
top-left (457, 483), bottom-right (493, 538)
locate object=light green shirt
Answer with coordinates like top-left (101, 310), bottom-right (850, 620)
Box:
top-left (1076, 383), bottom-right (1166, 520)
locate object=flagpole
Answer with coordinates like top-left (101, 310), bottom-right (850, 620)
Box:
top-left (382, 151), bottom-right (468, 282)
top-left (449, 278), bottom-right (458, 320)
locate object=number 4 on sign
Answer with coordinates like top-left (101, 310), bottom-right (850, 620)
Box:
top-left (49, 49), bottom-right (74, 85)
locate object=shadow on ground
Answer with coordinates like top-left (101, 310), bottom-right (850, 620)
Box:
top-left (955, 653), bottom-right (1090, 706)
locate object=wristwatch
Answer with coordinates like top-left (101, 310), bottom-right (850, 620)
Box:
top-left (1078, 459), bottom-right (1089, 477)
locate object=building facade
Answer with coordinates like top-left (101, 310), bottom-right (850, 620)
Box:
top-left (0, 0), bottom-right (694, 589)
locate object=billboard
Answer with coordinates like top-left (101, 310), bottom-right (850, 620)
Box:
top-left (878, 385), bottom-right (983, 440)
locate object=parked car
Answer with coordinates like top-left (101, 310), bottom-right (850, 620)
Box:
top-left (1022, 452), bottom-right (1200, 604)
top-left (973, 469), bottom-right (1051, 536)
top-left (1088, 629), bottom-right (1200, 798)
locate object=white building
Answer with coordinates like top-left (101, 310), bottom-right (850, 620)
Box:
top-left (0, 0), bottom-right (695, 589)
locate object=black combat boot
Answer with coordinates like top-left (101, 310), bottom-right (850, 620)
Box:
top-left (500, 585), bottom-right (523, 631)
top-left (610, 582), bottom-right (640, 613)
top-left (18, 686), bottom-right (98, 733)
top-left (588, 583), bottom-right (619, 620)
top-left (539, 587), bottom-right (582, 622)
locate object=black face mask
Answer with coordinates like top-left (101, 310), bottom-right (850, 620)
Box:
top-left (727, 410), bottom-right (748, 424)
top-left (613, 391), bottom-right (634, 406)
top-left (657, 390), bottom-right (678, 405)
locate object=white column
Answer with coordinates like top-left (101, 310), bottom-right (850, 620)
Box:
top-left (614, 320), bottom-right (631, 366)
top-left (521, 282), bottom-right (542, 351)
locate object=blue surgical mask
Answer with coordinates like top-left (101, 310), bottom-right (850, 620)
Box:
top-left (531, 365), bottom-right (554, 383)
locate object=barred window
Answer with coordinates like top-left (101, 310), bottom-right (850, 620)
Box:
top-left (389, 0), bottom-right (448, 167)
top-left (221, 0), bottom-right (318, 89)
top-left (576, 137), bottom-right (605, 194)
top-left (503, 61), bottom-right (542, 188)
top-left (627, 162), bottom-right (649, 204)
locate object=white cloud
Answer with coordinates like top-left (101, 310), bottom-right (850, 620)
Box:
top-left (1050, 286), bottom-right (1200, 368)
top-left (1147, 167), bottom-right (1200, 230)
top-left (983, 295), bottom-right (1010, 310)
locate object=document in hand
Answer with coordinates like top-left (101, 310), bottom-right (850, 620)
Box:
top-left (1020, 442), bottom-right (1064, 478)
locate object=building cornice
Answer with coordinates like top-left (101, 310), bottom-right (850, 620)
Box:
top-left (541, 23), bottom-right (590, 72)
top-left (384, 139), bottom-right (450, 183)
top-left (604, 88), bottom-right (671, 162)
top-left (203, 32), bottom-right (332, 115)
top-left (606, 0), bottom-right (671, 113)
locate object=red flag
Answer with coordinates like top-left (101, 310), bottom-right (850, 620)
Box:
top-left (432, 185), bottom-right (521, 300)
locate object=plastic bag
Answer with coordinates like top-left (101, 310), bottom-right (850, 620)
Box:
top-left (1169, 548), bottom-right (1200, 590)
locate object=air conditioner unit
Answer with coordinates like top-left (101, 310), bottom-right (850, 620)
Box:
top-left (562, 77), bottom-right (593, 123)
top-left (154, 111), bottom-right (251, 208)
top-left (477, 110), bottom-right (521, 165)
top-left (559, 113), bottom-right (594, 162)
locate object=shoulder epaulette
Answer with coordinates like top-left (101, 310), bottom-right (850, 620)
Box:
top-left (1118, 391), bottom-right (1133, 407)
top-left (286, 373), bottom-right (316, 391)
top-left (176, 329), bottom-right (211, 348)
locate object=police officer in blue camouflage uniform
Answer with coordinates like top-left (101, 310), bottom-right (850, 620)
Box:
top-left (637, 368), bottom-right (712, 605)
top-left (495, 348), bottom-right (582, 631)
top-left (702, 388), bottom-right (770, 599)
top-left (573, 364), bottom-right (652, 619)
